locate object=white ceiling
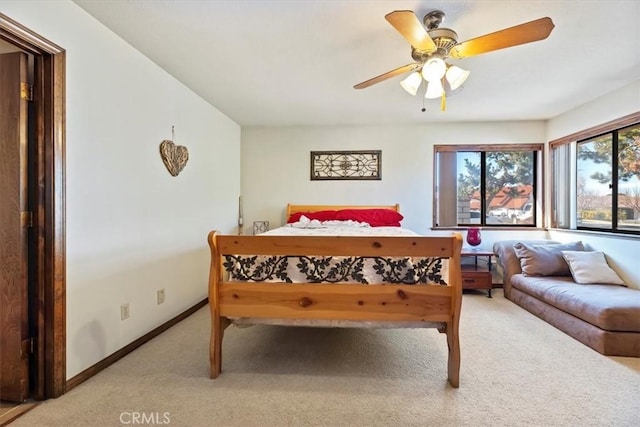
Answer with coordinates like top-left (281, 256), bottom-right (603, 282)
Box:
top-left (72, 0), bottom-right (640, 127)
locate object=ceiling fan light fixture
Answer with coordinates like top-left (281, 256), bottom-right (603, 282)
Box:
top-left (421, 56), bottom-right (446, 82)
top-left (400, 71), bottom-right (422, 96)
top-left (445, 65), bottom-right (470, 90)
top-left (425, 79), bottom-right (444, 99)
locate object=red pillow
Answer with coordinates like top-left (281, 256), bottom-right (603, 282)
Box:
top-left (335, 209), bottom-right (403, 227)
top-left (287, 210), bottom-right (338, 223)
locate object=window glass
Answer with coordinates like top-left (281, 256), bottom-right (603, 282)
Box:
top-left (551, 144), bottom-right (570, 228)
top-left (485, 152), bottom-right (534, 225)
top-left (577, 135), bottom-right (613, 230)
top-left (618, 124), bottom-right (640, 233)
top-left (456, 152), bottom-right (480, 224)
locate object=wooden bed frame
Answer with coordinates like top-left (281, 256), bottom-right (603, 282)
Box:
top-left (286, 203), bottom-right (400, 217)
top-left (207, 204), bottom-right (463, 387)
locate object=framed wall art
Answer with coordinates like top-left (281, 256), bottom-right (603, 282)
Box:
top-left (310, 150), bottom-right (381, 181)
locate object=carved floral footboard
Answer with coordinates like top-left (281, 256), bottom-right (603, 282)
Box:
top-left (207, 231), bottom-right (463, 387)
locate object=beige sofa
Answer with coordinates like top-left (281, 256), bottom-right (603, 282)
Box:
top-left (493, 240), bottom-right (640, 357)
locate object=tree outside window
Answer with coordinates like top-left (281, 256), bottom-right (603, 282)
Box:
top-left (457, 151), bottom-right (535, 225)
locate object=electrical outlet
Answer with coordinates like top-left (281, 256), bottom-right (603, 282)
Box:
top-left (121, 303), bottom-right (130, 320)
top-left (157, 289), bottom-right (165, 305)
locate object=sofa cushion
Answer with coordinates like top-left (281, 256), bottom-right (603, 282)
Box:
top-left (510, 274), bottom-right (640, 332)
top-left (493, 240), bottom-right (560, 293)
top-left (513, 241), bottom-right (584, 276)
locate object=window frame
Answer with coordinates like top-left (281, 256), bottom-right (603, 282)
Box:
top-left (549, 112), bottom-right (640, 235)
top-left (433, 144), bottom-right (544, 228)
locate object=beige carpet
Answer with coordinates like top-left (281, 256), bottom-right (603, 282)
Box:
top-left (11, 290), bottom-right (640, 427)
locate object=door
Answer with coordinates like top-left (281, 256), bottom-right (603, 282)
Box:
top-left (0, 51), bottom-right (30, 403)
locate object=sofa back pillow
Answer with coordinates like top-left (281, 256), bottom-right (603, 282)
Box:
top-left (513, 241), bottom-right (584, 276)
top-left (561, 250), bottom-right (626, 285)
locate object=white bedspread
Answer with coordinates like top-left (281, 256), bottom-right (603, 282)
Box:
top-left (262, 223), bottom-right (419, 237)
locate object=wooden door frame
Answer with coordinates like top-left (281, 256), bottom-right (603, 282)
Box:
top-left (0, 13), bottom-right (66, 399)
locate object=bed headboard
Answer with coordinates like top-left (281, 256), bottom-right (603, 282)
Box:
top-left (286, 204), bottom-right (400, 218)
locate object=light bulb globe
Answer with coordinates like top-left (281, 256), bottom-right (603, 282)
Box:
top-left (422, 57), bottom-right (446, 82)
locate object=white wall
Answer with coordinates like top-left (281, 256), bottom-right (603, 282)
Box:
top-left (242, 121), bottom-right (547, 242)
top-left (546, 80), bottom-right (640, 288)
top-left (241, 124), bottom-right (548, 303)
top-left (546, 81), bottom-right (640, 140)
top-left (1, 0), bottom-right (241, 378)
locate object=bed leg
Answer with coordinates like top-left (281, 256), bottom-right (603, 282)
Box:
top-left (210, 316), bottom-right (230, 379)
top-left (446, 322), bottom-right (460, 388)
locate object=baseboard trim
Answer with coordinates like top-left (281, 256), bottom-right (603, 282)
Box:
top-left (0, 401), bottom-right (39, 427)
top-left (66, 298), bottom-right (208, 392)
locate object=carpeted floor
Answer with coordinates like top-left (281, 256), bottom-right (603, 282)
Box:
top-left (10, 290), bottom-right (640, 426)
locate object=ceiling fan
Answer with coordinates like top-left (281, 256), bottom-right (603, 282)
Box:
top-left (354, 10), bottom-right (555, 110)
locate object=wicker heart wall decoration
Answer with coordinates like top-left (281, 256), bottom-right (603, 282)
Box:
top-left (159, 139), bottom-right (189, 177)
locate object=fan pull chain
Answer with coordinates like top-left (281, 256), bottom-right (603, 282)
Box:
top-left (171, 125), bottom-right (175, 141)
top-left (421, 83), bottom-right (427, 112)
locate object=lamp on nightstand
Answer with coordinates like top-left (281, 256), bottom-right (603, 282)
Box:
top-left (253, 221), bottom-right (269, 235)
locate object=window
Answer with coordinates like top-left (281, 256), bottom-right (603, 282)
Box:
top-left (550, 113), bottom-right (640, 235)
top-left (434, 144), bottom-right (542, 227)
top-left (552, 143), bottom-right (571, 228)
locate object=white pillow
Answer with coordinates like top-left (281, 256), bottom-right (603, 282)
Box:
top-left (561, 251), bottom-right (626, 285)
top-left (289, 215), bottom-right (325, 228)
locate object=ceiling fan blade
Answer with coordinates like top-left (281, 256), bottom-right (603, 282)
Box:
top-left (354, 63), bottom-right (421, 89)
top-left (385, 10), bottom-right (437, 52)
top-left (449, 17), bottom-right (555, 59)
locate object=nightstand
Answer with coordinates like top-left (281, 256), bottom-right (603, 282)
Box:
top-left (461, 247), bottom-right (494, 297)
